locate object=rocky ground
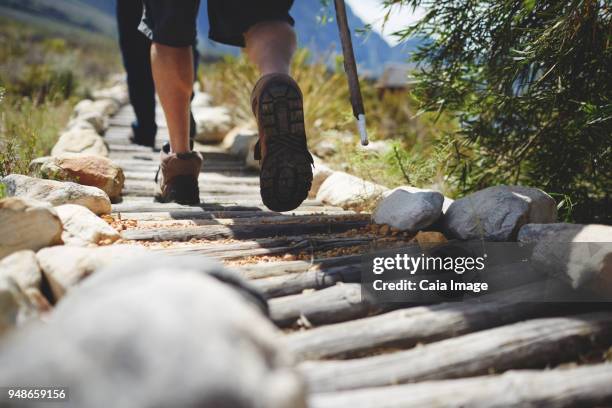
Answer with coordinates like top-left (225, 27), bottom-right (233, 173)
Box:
top-left (0, 80), bottom-right (611, 407)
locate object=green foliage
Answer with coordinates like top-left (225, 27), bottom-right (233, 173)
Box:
top-left (0, 17), bottom-right (120, 178)
top-left (388, 0), bottom-right (611, 223)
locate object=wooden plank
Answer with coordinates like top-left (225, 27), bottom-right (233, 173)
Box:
top-left (269, 283), bottom-right (386, 328)
top-left (309, 363), bottom-right (612, 408)
top-left (252, 264), bottom-right (361, 298)
top-left (114, 209), bottom-right (353, 221)
top-left (239, 254), bottom-right (362, 279)
top-left (134, 213), bottom-right (368, 228)
top-left (122, 171), bottom-right (260, 184)
top-left (299, 312), bottom-right (612, 393)
top-left (282, 282), bottom-right (570, 361)
top-left (121, 220), bottom-right (369, 241)
top-left (112, 201), bottom-right (333, 213)
top-left (154, 237), bottom-right (372, 260)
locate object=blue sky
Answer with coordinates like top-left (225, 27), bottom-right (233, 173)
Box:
top-left (345, 0), bottom-right (424, 45)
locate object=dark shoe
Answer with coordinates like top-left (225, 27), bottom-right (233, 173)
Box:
top-left (251, 73), bottom-right (313, 212)
top-left (130, 122), bottom-right (156, 149)
top-left (154, 144), bottom-right (202, 205)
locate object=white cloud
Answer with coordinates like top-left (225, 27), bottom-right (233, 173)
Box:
top-left (345, 0), bottom-right (424, 46)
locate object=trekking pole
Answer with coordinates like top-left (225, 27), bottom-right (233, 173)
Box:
top-left (334, 0), bottom-right (369, 146)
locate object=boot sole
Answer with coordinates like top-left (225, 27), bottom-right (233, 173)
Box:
top-left (154, 175), bottom-right (200, 205)
top-left (258, 82), bottom-right (313, 212)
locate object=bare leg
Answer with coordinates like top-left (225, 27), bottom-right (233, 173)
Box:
top-left (244, 21), bottom-right (296, 76)
top-left (150, 43), bottom-right (193, 154)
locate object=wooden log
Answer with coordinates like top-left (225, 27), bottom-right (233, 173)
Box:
top-left (134, 213), bottom-right (367, 228)
top-left (114, 209), bottom-right (353, 221)
top-left (299, 312), bottom-right (612, 393)
top-left (309, 363), bottom-right (612, 408)
top-left (155, 237), bottom-right (372, 260)
top-left (269, 283), bottom-right (387, 328)
top-left (121, 220), bottom-right (369, 241)
top-left (112, 201), bottom-right (339, 213)
top-left (252, 264), bottom-right (361, 298)
top-left (283, 282), bottom-right (569, 361)
top-left (239, 254), bottom-right (362, 280)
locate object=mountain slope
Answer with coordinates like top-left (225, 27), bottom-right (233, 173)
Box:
top-left (1, 0), bottom-right (419, 74)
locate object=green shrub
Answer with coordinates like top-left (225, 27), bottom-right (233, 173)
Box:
top-left (387, 0), bottom-right (611, 223)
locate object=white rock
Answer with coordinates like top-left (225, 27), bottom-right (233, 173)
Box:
top-left (51, 128), bottom-right (109, 157)
top-left (0, 255), bottom-right (306, 408)
top-left (68, 111), bottom-right (108, 135)
top-left (55, 204), bottom-right (120, 246)
top-left (191, 91), bottom-right (212, 108)
top-left (518, 223), bottom-right (612, 295)
top-left (223, 126), bottom-right (258, 158)
top-left (36, 245), bottom-right (147, 301)
top-left (92, 84), bottom-right (129, 106)
top-left (313, 140), bottom-right (337, 158)
top-left (0, 198), bottom-right (62, 259)
top-left (193, 106), bottom-right (234, 143)
top-left (0, 251), bottom-right (50, 312)
top-left (2, 174), bottom-right (111, 215)
top-left (316, 171), bottom-right (388, 209)
top-left (374, 187), bottom-right (444, 231)
top-left (443, 185), bottom-right (557, 241)
top-left (0, 277), bottom-right (38, 336)
top-left (308, 159), bottom-right (333, 199)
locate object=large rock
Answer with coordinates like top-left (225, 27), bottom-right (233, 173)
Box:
top-left (2, 174), bottom-right (112, 215)
top-left (0, 277), bottom-right (37, 336)
top-left (73, 98), bottom-right (118, 118)
top-left (0, 198), bottom-right (62, 259)
top-left (223, 126), bottom-right (258, 158)
top-left (51, 128), bottom-right (109, 157)
top-left (193, 106), bottom-right (234, 143)
top-left (68, 111), bottom-right (108, 135)
top-left (36, 245), bottom-right (146, 301)
top-left (55, 204), bottom-right (120, 246)
top-left (443, 185), bottom-right (557, 241)
top-left (92, 84), bottom-right (129, 106)
top-left (30, 155), bottom-right (125, 202)
top-left (374, 187), bottom-right (444, 232)
top-left (0, 255), bottom-right (306, 408)
top-left (518, 223), bottom-right (612, 295)
top-left (316, 171), bottom-right (388, 209)
top-left (0, 251), bottom-right (50, 312)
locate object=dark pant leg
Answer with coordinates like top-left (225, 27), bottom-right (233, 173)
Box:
top-left (117, 0), bottom-right (157, 143)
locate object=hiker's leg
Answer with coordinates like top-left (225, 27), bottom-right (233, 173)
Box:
top-left (151, 44), bottom-right (193, 154)
top-left (244, 21), bottom-right (296, 76)
top-left (116, 0), bottom-right (157, 145)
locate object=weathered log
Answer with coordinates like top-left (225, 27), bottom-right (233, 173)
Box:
top-left (240, 254), bottom-right (362, 280)
top-left (114, 209), bottom-right (353, 221)
top-left (283, 282), bottom-right (570, 361)
top-left (121, 220), bottom-right (369, 242)
top-left (252, 264), bottom-right (361, 298)
top-left (309, 363), bottom-right (612, 408)
top-left (112, 201), bottom-right (340, 213)
top-left (269, 283), bottom-right (387, 327)
top-left (300, 312), bottom-right (612, 393)
top-left (155, 237), bottom-right (372, 260)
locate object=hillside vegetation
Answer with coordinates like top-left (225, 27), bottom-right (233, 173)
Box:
top-left (0, 16), bottom-right (120, 177)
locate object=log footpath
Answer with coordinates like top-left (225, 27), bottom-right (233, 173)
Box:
top-left (108, 105), bottom-right (612, 407)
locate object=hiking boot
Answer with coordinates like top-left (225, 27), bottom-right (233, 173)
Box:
top-left (251, 73), bottom-right (314, 212)
top-left (154, 144), bottom-right (202, 205)
top-left (129, 122), bottom-right (157, 149)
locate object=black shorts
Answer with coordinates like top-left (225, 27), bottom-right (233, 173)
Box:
top-left (139, 0), bottom-right (295, 48)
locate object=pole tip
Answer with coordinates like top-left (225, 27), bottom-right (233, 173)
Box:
top-left (357, 114), bottom-right (369, 146)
